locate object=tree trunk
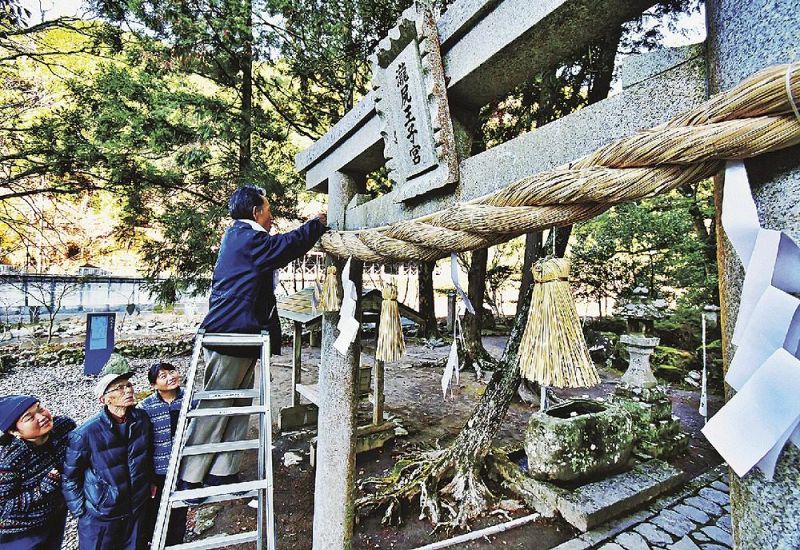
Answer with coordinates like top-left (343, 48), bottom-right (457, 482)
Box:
top-left (515, 232), bottom-right (543, 318)
top-left (451, 278), bottom-right (532, 454)
top-left (418, 261), bottom-right (439, 338)
top-left (237, 0), bottom-right (253, 182)
top-left (680, 184), bottom-right (718, 277)
top-left (586, 25), bottom-right (622, 104)
top-left (460, 248), bottom-right (497, 374)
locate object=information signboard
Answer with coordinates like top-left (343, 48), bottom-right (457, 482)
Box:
top-left (84, 312), bottom-right (116, 375)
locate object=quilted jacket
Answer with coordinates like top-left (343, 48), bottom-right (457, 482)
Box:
top-left (61, 407), bottom-right (153, 519)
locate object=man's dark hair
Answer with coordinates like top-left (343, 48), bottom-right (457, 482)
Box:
top-left (229, 186), bottom-right (266, 220)
top-left (147, 361), bottom-right (176, 384)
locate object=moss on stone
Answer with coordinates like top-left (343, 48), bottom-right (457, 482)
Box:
top-left (525, 399), bottom-right (634, 482)
top-left (653, 345), bottom-right (696, 373)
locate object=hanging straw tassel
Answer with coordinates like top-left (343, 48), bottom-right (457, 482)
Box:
top-left (518, 257), bottom-right (600, 388)
top-left (319, 266), bottom-right (341, 312)
top-left (376, 283), bottom-right (406, 362)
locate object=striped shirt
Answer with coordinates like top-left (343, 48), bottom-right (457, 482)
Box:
top-left (0, 415), bottom-right (76, 534)
top-left (139, 389), bottom-right (184, 476)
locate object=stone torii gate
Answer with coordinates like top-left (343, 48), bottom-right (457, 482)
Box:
top-left (295, 0), bottom-right (800, 548)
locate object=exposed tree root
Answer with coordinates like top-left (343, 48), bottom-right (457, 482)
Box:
top-left (357, 259), bottom-right (533, 531)
top-left (357, 443), bottom-right (498, 530)
top-left (457, 336), bottom-right (499, 379)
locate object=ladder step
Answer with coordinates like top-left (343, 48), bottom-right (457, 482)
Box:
top-left (165, 530), bottom-right (257, 549)
top-left (182, 439), bottom-right (261, 456)
top-left (187, 405), bottom-right (266, 418)
top-left (171, 489), bottom-right (261, 508)
top-left (201, 333), bottom-right (269, 346)
top-left (194, 389), bottom-right (260, 400)
top-left (171, 480), bottom-right (267, 505)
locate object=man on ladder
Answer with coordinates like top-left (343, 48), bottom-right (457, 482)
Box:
top-left (178, 186), bottom-right (328, 496)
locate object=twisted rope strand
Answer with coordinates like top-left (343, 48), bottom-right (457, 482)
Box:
top-left (318, 64), bottom-right (800, 262)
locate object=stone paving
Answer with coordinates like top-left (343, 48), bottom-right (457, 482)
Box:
top-left (553, 464), bottom-right (732, 550)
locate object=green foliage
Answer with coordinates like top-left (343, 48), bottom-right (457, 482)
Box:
top-left (653, 345), bottom-right (696, 374)
top-left (584, 316), bottom-right (628, 334)
top-left (269, 0), bottom-right (414, 136)
top-left (101, 352), bottom-right (131, 375)
top-left (570, 184), bottom-right (717, 313)
top-left (1, 17), bottom-right (301, 298)
top-left (140, 202), bottom-right (228, 301)
top-left (0, 0), bottom-right (27, 26)
top-left (654, 303), bottom-right (721, 352)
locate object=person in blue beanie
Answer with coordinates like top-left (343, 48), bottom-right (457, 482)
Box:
top-left (0, 395), bottom-right (76, 550)
top-left (63, 370), bottom-right (154, 550)
top-left (139, 361), bottom-right (187, 545)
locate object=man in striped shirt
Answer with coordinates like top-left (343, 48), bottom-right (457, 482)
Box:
top-left (140, 361), bottom-right (187, 545)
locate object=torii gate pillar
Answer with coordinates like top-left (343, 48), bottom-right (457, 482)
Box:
top-left (313, 170), bottom-right (364, 549)
top-left (708, 0), bottom-right (800, 546)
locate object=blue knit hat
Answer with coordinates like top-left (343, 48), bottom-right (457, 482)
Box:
top-left (0, 395), bottom-right (39, 433)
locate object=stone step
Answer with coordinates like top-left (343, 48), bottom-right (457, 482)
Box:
top-left (556, 459), bottom-right (689, 531)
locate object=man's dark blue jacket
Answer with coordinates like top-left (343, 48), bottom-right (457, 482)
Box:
top-left (61, 407), bottom-right (153, 520)
top-left (200, 218), bottom-right (327, 356)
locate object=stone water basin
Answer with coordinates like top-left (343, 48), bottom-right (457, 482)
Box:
top-left (525, 399), bottom-right (634, 482)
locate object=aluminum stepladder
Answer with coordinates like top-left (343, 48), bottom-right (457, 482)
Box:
top-left (151, 330), bottom-right (276, 550)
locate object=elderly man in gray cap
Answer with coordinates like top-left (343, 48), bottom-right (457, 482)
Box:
top-left (62, 364), bottom-right (154, 550)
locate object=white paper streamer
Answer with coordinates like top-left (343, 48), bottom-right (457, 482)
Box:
top-left (704, 349), bottom-right (800, 479)
top-left (701, 161), bottom-right (800, 479)
top-left (333, 257), bottom-right (359, 355)
top-left (441, 315), bottom-right (462, 399)
top-left (450, 253), bottom-right (475, 315)
top-left (441, 253), bottom-right (475, 398)
top-left (700, 313), bottom-right (708, 420)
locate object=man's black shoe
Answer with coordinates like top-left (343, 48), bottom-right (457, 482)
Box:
top-left (176, 479), bottom-right (206, 505)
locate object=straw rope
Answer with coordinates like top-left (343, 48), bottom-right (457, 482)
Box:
top-left (317, 64), bottom-right (800, 262)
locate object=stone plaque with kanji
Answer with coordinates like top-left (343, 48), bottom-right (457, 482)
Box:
top-left (372, 6), bottom-right (459, 203)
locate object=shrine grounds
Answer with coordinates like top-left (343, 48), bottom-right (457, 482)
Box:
top-left (0, 315), bottom-right (724, 549)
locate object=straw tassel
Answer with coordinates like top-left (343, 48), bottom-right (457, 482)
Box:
top-left (319, 266), bottom-right (341, 312)
top-left (376, 283), bottom-right (405, 362)
top-left (518, 258), bottom-right (600, 388)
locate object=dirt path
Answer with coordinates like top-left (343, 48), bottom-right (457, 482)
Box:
top-left (195, 335), bottom-right (723, 549)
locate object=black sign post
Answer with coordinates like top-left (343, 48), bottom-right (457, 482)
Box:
top-left (84, 312), bottom-right (116, 375)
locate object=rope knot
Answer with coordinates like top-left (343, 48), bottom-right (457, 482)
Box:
top-left (533, 257), bottom-right (571, 283)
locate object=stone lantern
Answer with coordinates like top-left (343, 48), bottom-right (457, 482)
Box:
top-left (611, 288), bottom-right (687, 459)
top-left (616, 287), bottom-right (667, 389)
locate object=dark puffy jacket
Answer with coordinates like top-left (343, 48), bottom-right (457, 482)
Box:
top-left (62, 408), bottom-right (153, 519)
top-left (200, 218), bottom-right (327, 356)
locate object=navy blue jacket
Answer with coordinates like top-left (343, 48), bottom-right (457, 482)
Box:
top-left (61, 407), bottom-right (153, 520)
top-left (200, 218), bottom-right (327, 356)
